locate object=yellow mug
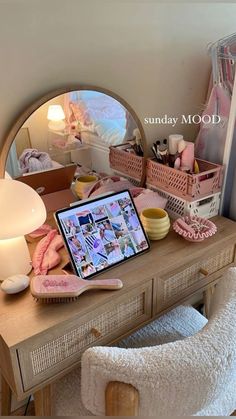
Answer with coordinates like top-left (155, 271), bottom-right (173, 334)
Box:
top-left (140, 208), bottom-right (170, 240)
top-left (74, 175), bottom-right (98, 199)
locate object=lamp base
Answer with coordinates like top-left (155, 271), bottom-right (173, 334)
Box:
top-left (0, 236), bottom-right (32, 281)
top-left (48, 120), bottom-right (66, 131)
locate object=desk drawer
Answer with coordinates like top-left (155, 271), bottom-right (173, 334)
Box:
top-left (154, 244), bottom-right (235, 313)
top-left (17, 281), bottom-right (152, 391)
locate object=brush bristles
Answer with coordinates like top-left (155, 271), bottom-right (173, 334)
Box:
top-left (34, 296), bottom-right (79, 303)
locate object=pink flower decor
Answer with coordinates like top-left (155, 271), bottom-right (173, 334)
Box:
top-left (173, 216), bottom-right (217, 242)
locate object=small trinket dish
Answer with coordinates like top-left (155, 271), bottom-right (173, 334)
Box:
top-left (173, 216), bottom-right (217, 242)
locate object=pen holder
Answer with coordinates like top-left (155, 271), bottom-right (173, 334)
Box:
top-left (140, 208), bottom-right (170, 240)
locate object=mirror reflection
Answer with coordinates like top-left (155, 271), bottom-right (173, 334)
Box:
top-left (6, 90), bottom-right (141, 181)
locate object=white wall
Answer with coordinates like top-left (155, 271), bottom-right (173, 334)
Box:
top-left (0, 0), bottom-right (236, 158)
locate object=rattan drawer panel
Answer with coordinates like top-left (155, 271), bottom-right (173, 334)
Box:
top-left (17, 282), bottom-right (152, 390)
top-left (30, 294), bottom-right (144, 376)
top-left (155, 244), bottom-right (235, 312)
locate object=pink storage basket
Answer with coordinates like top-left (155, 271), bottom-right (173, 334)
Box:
top-left (146, 158), bottom-right (223, 201)
top-left (109, 144), bottom-right (144, 183)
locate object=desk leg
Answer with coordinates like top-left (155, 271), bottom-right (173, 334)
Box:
top-left (1, 374), bottom-right (12, 416)
top-left (203, 285), bottom-right (215, 319)
top-left (105, 381), bottom-right (139, 416)
top-left (34, 385), bottom-right (52, 416)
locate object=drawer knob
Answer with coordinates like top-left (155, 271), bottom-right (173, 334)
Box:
top-left (199, 268), bottom-right (209, 276)
top-left (91, 327), bottom-right (102, 338)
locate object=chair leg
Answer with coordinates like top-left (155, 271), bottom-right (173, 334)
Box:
top-left (105, 381), bottom-right (139, 416)
top-left (34, 384), bottom-right (52, 416)
top-left (203, 285), bottom-right (215, 319)
top-left (1, 373), bottom-right (12, 416)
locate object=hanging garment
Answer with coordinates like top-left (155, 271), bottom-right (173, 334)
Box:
top-left (197, 32), bottom-right (236, 219)
top-left (195, 84), bottom-right (231, 164)
top-left (227, 130), bottom-right (236, 220)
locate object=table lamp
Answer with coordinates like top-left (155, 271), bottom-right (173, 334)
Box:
top-left (0, 179), bottom-right (47, 281)
top-left (47, 105), bottom-right (66, 131)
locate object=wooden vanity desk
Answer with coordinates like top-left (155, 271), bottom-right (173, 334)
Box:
top-left (0, 215), bottom-right (236, 416)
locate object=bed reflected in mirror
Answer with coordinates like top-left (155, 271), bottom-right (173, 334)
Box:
top-left (6, 90), bottom-right (141, 181)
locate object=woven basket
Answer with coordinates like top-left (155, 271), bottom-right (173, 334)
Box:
top-left (146, 158), bottom-right (223, 201)
top-left (109, 144), bottom-right (144, 183)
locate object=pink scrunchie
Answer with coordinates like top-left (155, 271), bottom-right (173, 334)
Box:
top-left (32, 230), bottom-right (64, 275)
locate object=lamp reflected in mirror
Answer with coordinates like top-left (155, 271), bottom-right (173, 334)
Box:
top-left (47, 105), bottom-right (66, 131)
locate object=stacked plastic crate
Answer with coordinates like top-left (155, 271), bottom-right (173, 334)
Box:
top-left (146, 158), bottom-right (223, 219)
top-left (109, 144), bottom-right (145, 186)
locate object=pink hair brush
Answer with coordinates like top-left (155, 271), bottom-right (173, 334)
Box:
top-left (30, 275), bottom-right (123, 303)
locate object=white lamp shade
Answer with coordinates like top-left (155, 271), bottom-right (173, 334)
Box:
top-left (47, 105), bottom-right (65, 121)
top-left (0, 179), bottom-right (46, 240)
top-left (0, 236), bottom-right (32, 279)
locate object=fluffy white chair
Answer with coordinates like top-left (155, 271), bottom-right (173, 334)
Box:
top-left (54, 268), bottom-right (236, 416)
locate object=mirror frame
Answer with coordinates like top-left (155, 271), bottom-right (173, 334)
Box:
top-left (0, 85), bottom-right (147, 185)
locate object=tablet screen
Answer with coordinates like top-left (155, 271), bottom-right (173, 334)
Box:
top-left (55, 190), bottom-right (150, 279)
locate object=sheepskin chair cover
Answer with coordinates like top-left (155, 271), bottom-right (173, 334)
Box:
top-left (54, 304), bottom-right (206, 415)
top-left (81, 268), bottom-right (236, 416)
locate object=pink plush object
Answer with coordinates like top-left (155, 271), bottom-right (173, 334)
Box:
top-left (132, 188), bottom-right (167, 214)
top-left (173, 216), bottom-right (217, 242)
top-left (28, 224), bottom-right (52, 238)
top-left (130, 187), bottom-right (145, 198)
top-left (32, 230), bottom-right (64, 275)
top-left (86, 176), bottom-right (133, 198)
top-left (87, 180), bottom-right (167, 214)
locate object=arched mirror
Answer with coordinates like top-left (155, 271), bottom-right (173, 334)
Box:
top-left (1, 87), bottom-right (146, 205)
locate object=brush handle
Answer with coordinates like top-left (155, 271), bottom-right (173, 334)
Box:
top-left (85, 278), bottom-right (123, 290)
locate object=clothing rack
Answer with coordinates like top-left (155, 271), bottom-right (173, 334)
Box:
top-left (212, 34), bottom-right (236, 215)
top-left (207, 33), bottom-right (236, 88)
top-left (195, 33), bottom-right (236, 217)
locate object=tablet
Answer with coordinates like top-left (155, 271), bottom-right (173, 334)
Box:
top-left (55, 190), bottom-right (150, 279)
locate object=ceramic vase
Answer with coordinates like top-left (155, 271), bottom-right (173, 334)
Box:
top-left (140, 208), bottom-right (170, 240)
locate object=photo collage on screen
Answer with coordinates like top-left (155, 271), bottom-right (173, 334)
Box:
top-left (60, 196), bottom-right (148, 278)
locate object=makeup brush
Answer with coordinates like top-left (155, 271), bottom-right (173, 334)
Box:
top-left (151, 145), bottom-right (159, 161)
